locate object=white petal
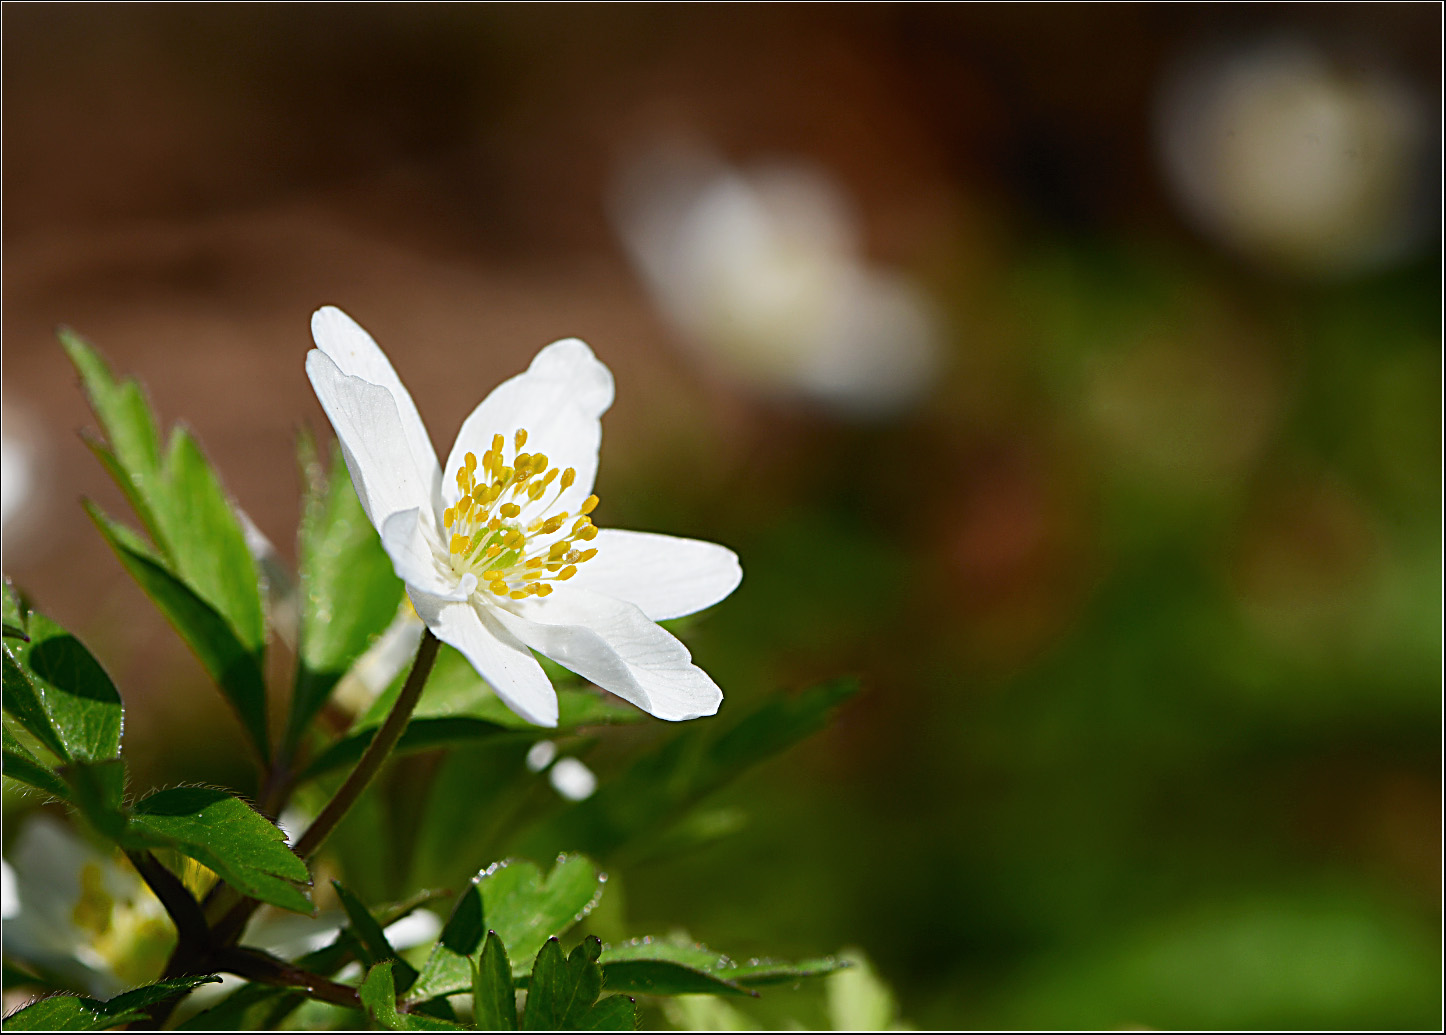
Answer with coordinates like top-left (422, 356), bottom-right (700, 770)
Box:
top-left (380, 509), bottom-right (470, 601)
top-left (443, 339), bottom-right (614, 515)
top-left (409, 589), bottom-right (558, 727)
top-left (306, 350), bottom-right (434, 529)
top-left (489, 589), bottom-right (723, 722)
top-left (312, 307), bottom-right (442, 509)
top-left (566, 529), bottom-right (742, 621)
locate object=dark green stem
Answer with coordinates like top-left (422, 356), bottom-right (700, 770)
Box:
top-left (210, 629), bottom-right (441, 945)
top-left (293, 628), bottom-right (439, 858)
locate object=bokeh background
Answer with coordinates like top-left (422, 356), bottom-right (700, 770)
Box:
top-left (3, 4), bottom-right (1440, 1029)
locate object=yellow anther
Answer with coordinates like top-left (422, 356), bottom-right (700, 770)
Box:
top-left (443, 507), bottom-right (456, 527)
top-left (531, 453), bottom-right (548, 473)
top-left (489, 580), bottom-right (509, 596)
top-left (488, 518), bottom-right (502, 531)
top-left (481, 570), bottom-right (506, 581)
top-left (522, 570), bottom-right (543, 581)
top-left (515, 452), bottom-right (530, 470)
top-left (450, 534), bottom-right (471, 555)
top-left (505, 531), bottom-right (526, 550)
top-left (541, 468), bottom-right (559, 488)
top-left (548, 541), bottom-right (570, 559)
top-left (572, 516), bottom-right (592, 533)
top-left (486, 544), bottom-right (502, 558)
top-left (465, 452), bottom-right (478, 471)
top-left (498, 466), bottom-right (513, 484)
top-left (577, 548), bottom-right (598, 562)
top-left (515, 428), bottom-right (528, 450)
top-left (561, 468), bottom-right (576, 490)
top-left (509, 589), bottom-right (530, 599)
top-left (535, 584), bottom-right (553, 597)
top-left (528, 482), bottom-right (546, 501)
top-left (580, 494), bottom-right (599, 515)
top-left (457, 496), bottom-right (473, 517)
top-left (526, 556), bottom-right (544, 568)
top-left (492, 433), bottom-right (504, 455)
top-left (558, 565), bottom-right (578, 580)
top-left (578, 524), bottom-right (598, 541)
top-left (500, 503), bottom-right (521, 518)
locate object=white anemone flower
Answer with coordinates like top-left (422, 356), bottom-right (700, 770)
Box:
top-left (305, 307), bottom-right (741, 727)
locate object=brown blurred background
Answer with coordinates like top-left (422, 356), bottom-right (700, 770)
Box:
top-left (4, 4), bottom-right (1441, 1029)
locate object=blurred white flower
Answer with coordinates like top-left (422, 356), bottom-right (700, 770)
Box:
top-left (1, 398), bottom-right (50, 555)
top-left (548, 756), bottom-right (598, 801)
top-left (612, 145), bottom-right (941, 416)
top-left (526, 739), bottom-right (559, 772)
top-left (1156, 38), bottom-right (1430, 276)
top-left (1, 815), bottom-right (173, 998)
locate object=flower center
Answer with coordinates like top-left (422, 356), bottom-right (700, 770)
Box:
top-left (442, 427), bottom-right (599, 601)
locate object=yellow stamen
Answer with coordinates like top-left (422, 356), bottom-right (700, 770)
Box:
top-left (561, 468), bottom-right (576, 490)
top-left (558, 565), bottom-right (578, 580)
top-left (515, 429), bottom-right (528, 450)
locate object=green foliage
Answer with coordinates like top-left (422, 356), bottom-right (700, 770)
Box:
top-left (3, 330), bottom-right (853, 1032)
top-left (288, 435), bottom-right (404, 756)
top-left (2, 724), bottom-right (69, 799)
top-left (361, 960), bottom-right (467, 1031)
top-left (598, 938), bottom-right (846, 997)
top-left (62, 330), bottom-right (268, 761)
top-left (125, 787), bottom-right (312, 914)
top-left (3, 577), bottom-right (29, 641)
top-left (1, 975), bottom-right (220, 1030)
top-left (409, 884), bottom-right (486, 1002)
top-left (524, 937), bottom-right (637, 1031)
top-left (479, 856), bottom-right (605, 981)
top-left (472, 932), bottom-right (519, 1030)
top-left (85, 503), bottom-right (269, 760)
top-left (334, 880), bottom-right (420, 990)
top-left (2, 609), bottom-right (123, 763)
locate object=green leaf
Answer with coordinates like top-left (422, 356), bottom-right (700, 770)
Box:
top-left (287, 438), bottom-right (403, 755)
top-left (524, 936), bottom-right (636, 1031)
top-left (124, 787), bottom-right (312, 914)
top-left (598, 938), bottom-right (847, 997)
top-left (409, 884), bottom-right (485, 1002)
top-left (2, 725), bottom-right (68, 799)
top-left (64, 331), bottom-right (268, 758)
top-left (480, 855), bottom-right (605, 980)
top-left (472, 931), bottom-right (518, 1030)
top-left (517, 678), bottom-right (860, 860)
top-left (580, 994), bottom-right (640, 1031)
top-left (3, 577), bottom-right (29, 640)
top-left (360, 961), bottom-right (466, 1031)
top-left (2, 611), bottom-right (123, 762)
top-left (155, 427), bottom-right (266, 656)
top-left (86, 503), bottom-right (269, 760)
top-left (63, 330), bottom-right (264, 658)
top-left (334, 881), bottom-right (419, 991)
top-left (59, 329), bottom-right (165, 517)
top-left (1, 975), bottom-right (219, 1030)
top-left (62, 758), bottom-right (128, 840)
